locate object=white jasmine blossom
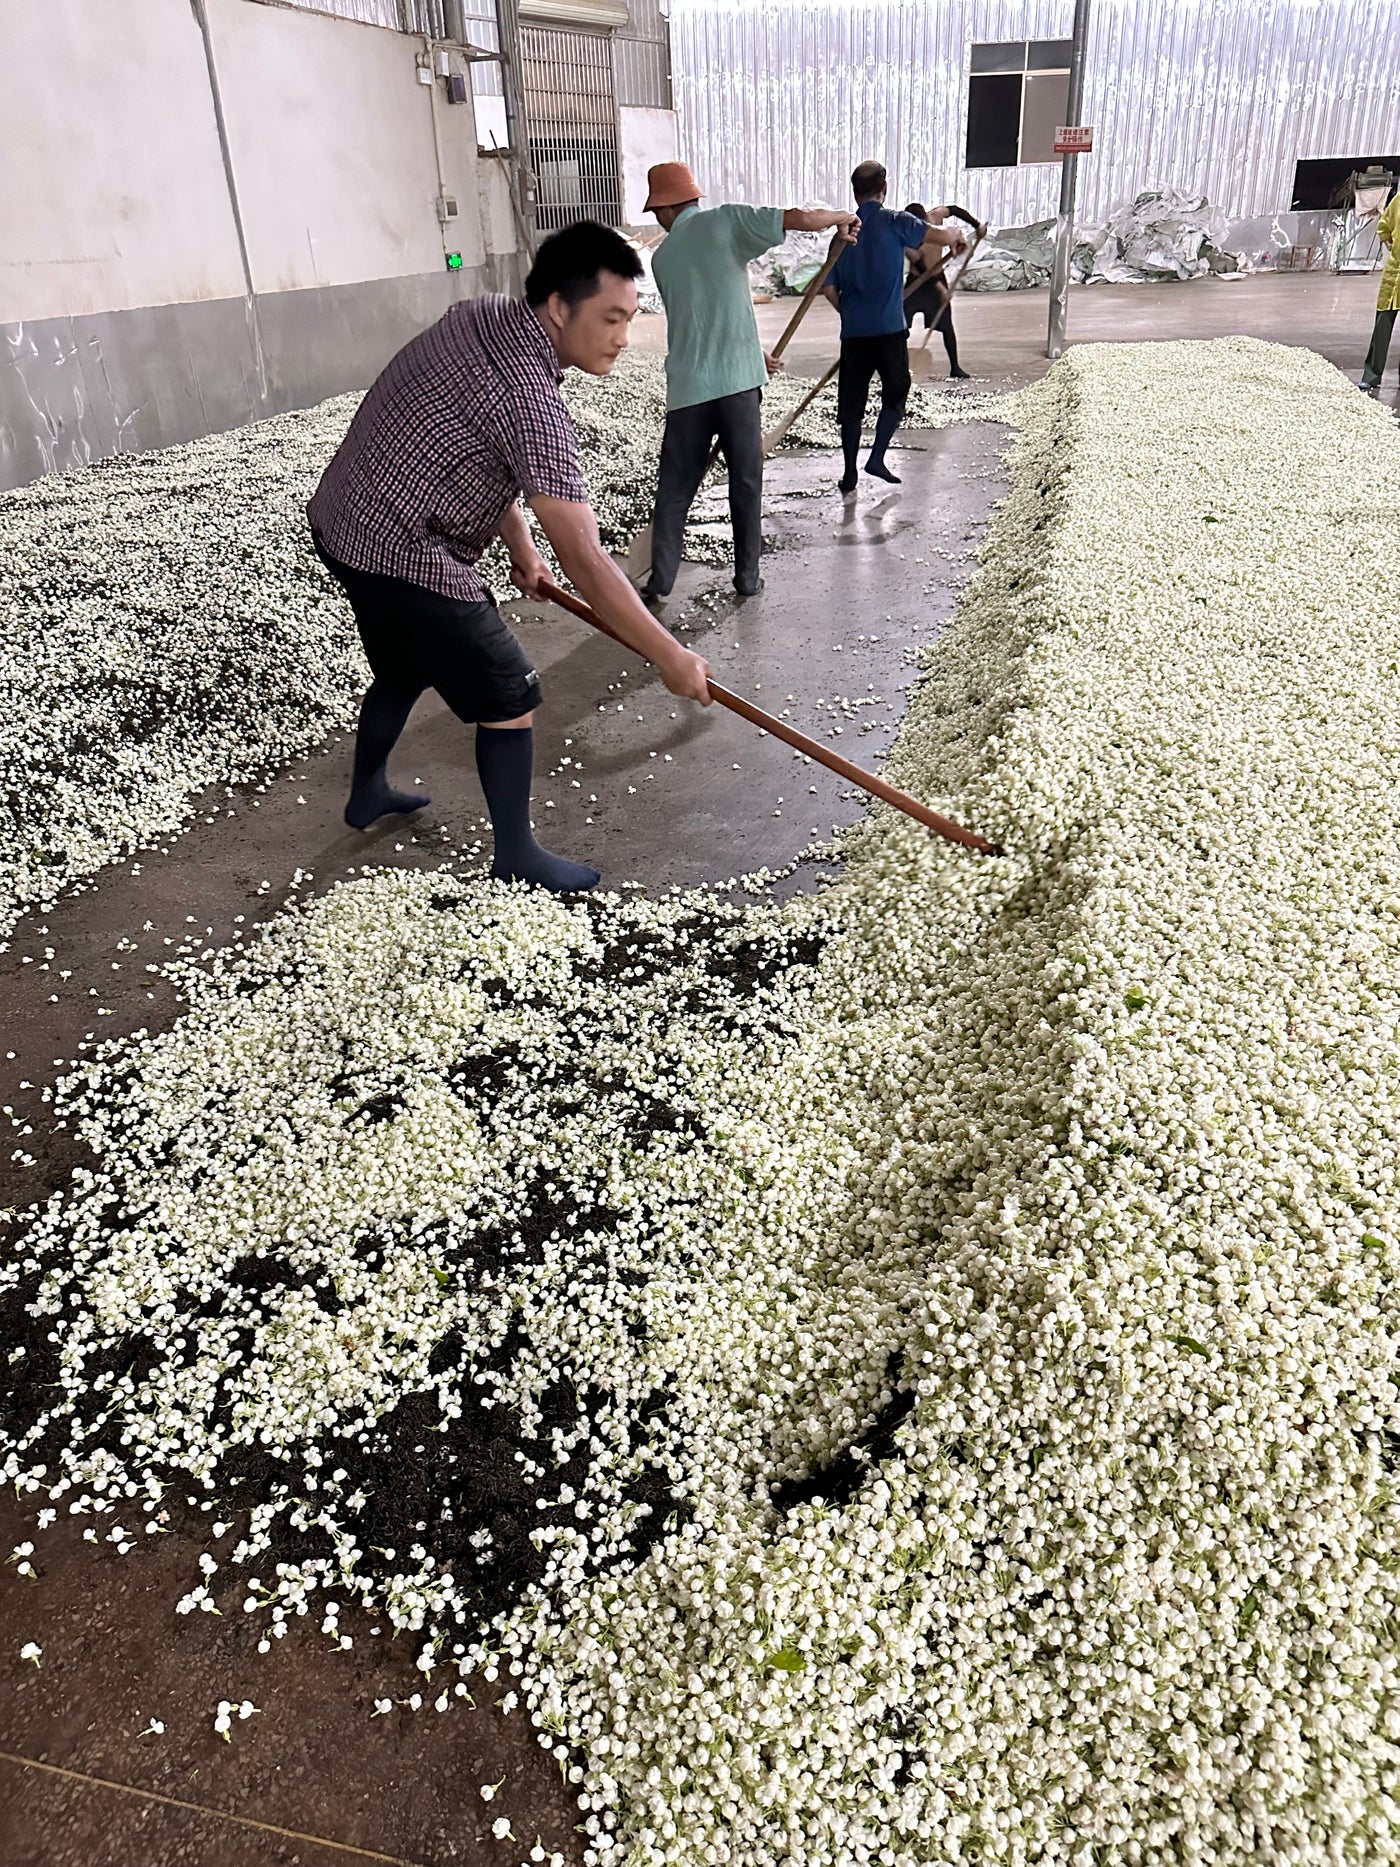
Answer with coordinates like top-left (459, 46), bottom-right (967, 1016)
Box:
top-left (2, 339), bottom-right (1397, 1865)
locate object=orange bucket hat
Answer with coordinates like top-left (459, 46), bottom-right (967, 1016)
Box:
top-left (645, 161), bottom-right (703, 212)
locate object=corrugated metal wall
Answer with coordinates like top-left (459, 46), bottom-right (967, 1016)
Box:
top-left (669, 0), bottom-right (1400, 222)
top-left (243, 0), bottom-right (413, 27)
top-left (616, 0), bottom-right (674, 107)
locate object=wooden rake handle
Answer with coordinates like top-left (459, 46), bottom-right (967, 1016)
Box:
top-left (539, 579), bottom-right (1003, 856)
top-left (769, 229), bottom-right (849, 362)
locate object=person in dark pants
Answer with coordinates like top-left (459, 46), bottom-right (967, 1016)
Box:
top-left (903, 202), bottom-right (983, 378)
top-left (307, 221), bottom-right (711, 889)
top-left (1359, 187), bottom-right (1398, 396)
top-left (647, 386), bottom-right (765, 602)
top-left (642, 161), bottom-right (857, 600)
top-left (823, 162), bottom-right (963, 493)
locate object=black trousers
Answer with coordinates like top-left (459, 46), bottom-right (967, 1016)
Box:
top-left (836, 331), bottom-right (912, 429)
top-left (648, 386), bottom-right (763, 595)
top-left (312, 535), bottom-right (541, 722)
top-left (1361, 307), bottom-right (1397, 386)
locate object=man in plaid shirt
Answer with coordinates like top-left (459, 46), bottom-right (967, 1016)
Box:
top-left (310, 221), bottom-right (710, 892)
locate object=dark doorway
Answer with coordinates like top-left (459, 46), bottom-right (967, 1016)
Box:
top-left (1292, 157), bottom-right (1400, 210)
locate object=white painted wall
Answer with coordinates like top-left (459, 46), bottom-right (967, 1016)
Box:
top-left (208, 0), bottom-right (487, 291)
top-left (619, 106), bottom-right (679, 227)
top-left (0, 0), bottom-right (513, 326)
top-left (477, 157), bottom-right (521, 261)
top-left (0, 0), bottom-right (247, 323)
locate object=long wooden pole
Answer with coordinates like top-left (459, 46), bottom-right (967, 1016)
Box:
top-left (539, 579), bottom-right (1003, 856)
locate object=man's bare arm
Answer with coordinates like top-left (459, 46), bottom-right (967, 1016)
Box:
top-left (783, 207), bottom-right (860, 240)
top-left (528, 496), bottom-right (712, 706)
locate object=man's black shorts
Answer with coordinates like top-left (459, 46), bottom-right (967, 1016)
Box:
top-left (313, 536), bottom-right (541, 723)
top-left (837, 331), bottom-right (912, 424)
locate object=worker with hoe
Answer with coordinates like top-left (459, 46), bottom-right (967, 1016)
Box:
top-left (1359, 182), bottom-right (1399, 397)
top-left (903, 201), bottom-right (985, 378)
top-left (308, 221), bottom-right (711, 892)
top-left (823, 161), bottom-right (963, 492)
top-left (641, 161), bottom-right (859, 601)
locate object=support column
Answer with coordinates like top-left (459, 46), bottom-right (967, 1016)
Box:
top-left (494, 0), bottom-right (538, 259)
top-left (1046, 0), bottom-right (1092, 362)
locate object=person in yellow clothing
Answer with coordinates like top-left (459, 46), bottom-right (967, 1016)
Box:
top-left (1360, 188), bottom-right (1399, 396)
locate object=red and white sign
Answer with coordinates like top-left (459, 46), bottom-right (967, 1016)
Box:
top-left (1054, 125), bottom-right (1094, 155)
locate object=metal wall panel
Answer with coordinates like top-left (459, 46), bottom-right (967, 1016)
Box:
top-left (457, 0), bottom-right (504, 94)
top-left (616, 0), bottom-right (673, 108)
top-left (669, 0), bottom-right (1400, 223)
top-left (240, 0), bottom-right (405, 26)
top-left (615, 34), bottom-right (672, 107)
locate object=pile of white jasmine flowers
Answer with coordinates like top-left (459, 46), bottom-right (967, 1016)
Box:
top-left (6, 336), bottom-right (1400, 1866)
top-left (0, 350), bottom-right (973, 939)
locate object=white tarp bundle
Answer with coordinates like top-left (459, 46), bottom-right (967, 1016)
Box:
top-left (739, 191), bottom-right (1250, 299)
top-left (1070, 189), bottom-right (1247, 284)
top-left (949, 191), bottom-right (1250, 293)
top-left (629, 238), bottom-right (666, 314)
top-left (747, 227), bottom-right (831, 297)
top-left (960, 219), bottom-right (1058, 292)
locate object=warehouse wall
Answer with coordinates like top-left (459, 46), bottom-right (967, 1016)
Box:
top-left (669, 0), bottom-right (1400, 230)
top-left (619, 106), bottom-right (681, 226)
top-left (0, 0), bottom-right (520, 493)
top-left (0, 0), bottom-right (248, 321)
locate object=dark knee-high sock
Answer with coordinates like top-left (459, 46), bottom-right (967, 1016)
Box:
top-left (865, 404), bottom-right (905, 482)
top-left (345, 681), bottom-right (428, 829)
top-left (475, 725), bottom-right (600, 892)
top-left (943, 322), bottom-right (968, 377)
top-left (839, 420), bottom-right (862, 492)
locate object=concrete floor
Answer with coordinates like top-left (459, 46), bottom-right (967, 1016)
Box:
top-left (640, 267), bottom-right (1400, 406)
top-left (1, 267), bottom-right (1394, 1865)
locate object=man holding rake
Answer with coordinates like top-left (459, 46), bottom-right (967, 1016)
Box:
top-left (309, 222), bottom-right (711, 891)
top-left (641, 161), bottom-right (858, 602)
top-left (823, 161), bottom-right (966, 492)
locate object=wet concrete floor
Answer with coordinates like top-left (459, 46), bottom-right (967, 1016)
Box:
top-left (0, 422), bottom-right (1007, 1867)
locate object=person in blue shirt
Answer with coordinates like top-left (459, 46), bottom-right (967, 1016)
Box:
top-left (823, 161), bottom-right (959, 492)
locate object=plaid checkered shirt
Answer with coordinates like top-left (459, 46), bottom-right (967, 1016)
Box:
top-left (308, 295), bottom-right (587, 602)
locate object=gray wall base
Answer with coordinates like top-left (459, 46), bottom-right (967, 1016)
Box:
top-left (1, 254), bottom-right (521, 493)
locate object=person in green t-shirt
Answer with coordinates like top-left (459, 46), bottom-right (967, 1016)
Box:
top-left (642, 160), bottom-right (857, 600)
